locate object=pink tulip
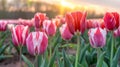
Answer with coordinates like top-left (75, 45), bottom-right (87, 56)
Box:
top-left (18, 19), bottom-right (34, 27)
top-left (103, 12), bottom-right (120, 30)
top-left (87, 19), bottom-right (105, 29)
top-left (43, 20), bottom-right (56, 36)
top-left (114, 26), bottom-right (120, 37)
top-left (12, 25), bottom-right (29, 46)
top-left (26, 32), bottom-right (48, 55)
top-left (88, 27), bottom-right (107, 48)
top-left (0, 21), bottom-right (7, 31)
top-left (60, 23), bottom-right (73, 40)
top-left (34, 13), bottom-right (47, 29)
top-left (65, 11), bottom-right (87, 34)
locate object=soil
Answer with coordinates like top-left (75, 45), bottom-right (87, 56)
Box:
top-left (0, 54), bottom-right (34, 67)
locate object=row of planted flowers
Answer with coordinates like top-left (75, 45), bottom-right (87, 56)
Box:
top-left (0, 11), bottom-right (120, 67)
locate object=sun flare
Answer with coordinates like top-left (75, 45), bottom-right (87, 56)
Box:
top-left (60, 0), bottom-right (75, 9)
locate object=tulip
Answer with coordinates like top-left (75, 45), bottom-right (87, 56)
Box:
top-left (43, 20), bottom-right (56, 36)
top-left (60, 23), bottom-right (73, 40)
top-left (88, 27), bottom-right (107, 48)
top-left (112, 12), bottom-right (120, 28)
top-left (34, 13), bottom-right (47, 29)
top-left (52, 18), bottom-right (61, 27)
top-left (18, 19), bottom-right (34, 27)
top-left (12, 25), bottom-right (29, 46)
top-left (26, 32), bottom-right (48, 55)
top-left (87, 19), bottom-right (105, 29)
top-left (0, 21), bottom-right (7, 31)
top-left (103, 12), bottom-right (120, 30)
top-left (65, 11), bottom-right (87, 34)
top-left (114, 26), bottom-right (120, 37)
top-left (11, 25), bottom-right (29, 67)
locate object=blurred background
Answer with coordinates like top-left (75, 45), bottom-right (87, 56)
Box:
top-left (0, 0), bottom-right (120, 19)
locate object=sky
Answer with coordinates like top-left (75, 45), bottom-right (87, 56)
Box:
top-left (71, 0), bottom-right (120, 11)
top-left (41, 0), bottom-right (120, 12)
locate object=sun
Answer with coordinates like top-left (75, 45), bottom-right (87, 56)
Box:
top-left (60, 0), bottom-right (75, 9)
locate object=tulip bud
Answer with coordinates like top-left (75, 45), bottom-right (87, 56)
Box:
top-left (12, 25), bottom-right (29, 46)
top-left (0, 21), bottom-right (7, 31)
top-left (88, 27), bottom-right (107, 48)
top-left (43, 20), bottom-right (56, 36)
top-left (60, 24), bottom-right (73, 40)
top-left (26, 32), bottom-right (48, 55)
top-left (34, 13), bottom-right (47, 29)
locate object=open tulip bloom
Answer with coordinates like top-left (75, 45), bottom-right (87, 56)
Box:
top-left (65, 11), bottom-right (87, 34)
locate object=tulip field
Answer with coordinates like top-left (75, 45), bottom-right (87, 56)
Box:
top-left (0, 11), bottom-right (120, 67)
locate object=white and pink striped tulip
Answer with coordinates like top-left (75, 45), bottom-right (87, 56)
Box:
top-left (60, 24), bottom-right (73, 40)
top-left (26, 32), bottom-right (48, 55)
top-left (88, 27), bottom-right (107, 48)
top-left (43, 20), bottom-right (56, 36)
top-left (12, 25), bottom-right (29, 46)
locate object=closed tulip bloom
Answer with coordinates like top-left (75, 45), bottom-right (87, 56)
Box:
top-left (114, 26), bottom-right (120, 37)
top-left (65, 11), bottom-right (87, 34)
top-left (60, 24), bottom-right (73, 40)
top-left (26, 32), bottom-right (48, 55)
top-left (12, 25), bottom-right (29, 46)
top-left (88, 27), bottom-right (107, 48)
top-left (0, 21), bottom-right (7, 31)
top-left (34, 13), bottom-right (47, 28)
top-left (103, 12), bottom-right (120, 30)
top-left (43, 20), bottom-right (56, 36)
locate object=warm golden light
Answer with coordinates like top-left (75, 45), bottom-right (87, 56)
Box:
top-left (60, 0), bottom-right (75, 9)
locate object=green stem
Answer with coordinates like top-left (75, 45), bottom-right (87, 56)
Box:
top-left (19, 46), bottom-right (22, 67)
top-left (49, 37), bottom-right (53, 58)
top-left (97, 48), bottom-right (101, 60)
top-left (75, 34), bottom-right (80, 67)
top-left (50, 43), bottom-right (52, 58)
top-left (34, 55), bottom-right (38, 67)
top-left (110, 32), bottom-right (114, 67)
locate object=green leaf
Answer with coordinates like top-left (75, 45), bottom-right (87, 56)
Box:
top-left (22, 55), bottom-right (33, 67)
top-left (111, 46), bottom-right (120, 67)
top-left (38, 55), bottom-right (42, 67)
top-left (79, 44), bottom-right (89, 63)
top-left (47, 44), bottom-right (59, 67)
top-left (40, 58), bottom-right (46, 67)
top-left (47, 51), bottom-right (56, 67)
top-left (102, 61), bottom-right (108, 67)
top-left (63, 50), bottom-right (73, 67)
top-left (0, 44), bottom-right (9, 55)
top-left (81, 57), bottom-right (88, 67)
top-left (96, 52), bottom-right (105, 67)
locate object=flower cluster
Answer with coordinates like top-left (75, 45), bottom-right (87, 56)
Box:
top-left (0, 11), bottom-right (120, 67)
